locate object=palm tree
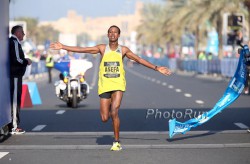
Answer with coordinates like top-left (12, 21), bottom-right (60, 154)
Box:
top-left (136, 3), bottom-right (166, 53)
top-left (164, 0), bottom-right (246, 59)
top-left (138, 0), bottom-right (247, 59)
top-left (244, 0), bottom-right (250, 38)
top-left (137, 1), bottom-right (192, 55)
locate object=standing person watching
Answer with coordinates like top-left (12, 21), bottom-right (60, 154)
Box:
top-left (45, 51), bottom-right (54, 83)
top-left (9, 25), bottom-right (32, 134)
top-left (236, 30), bottom-right (250, 95)
top-left (50, 25), bottom-right (171, 151)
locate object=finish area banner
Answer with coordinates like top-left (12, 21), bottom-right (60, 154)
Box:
top-left (169, 45), bottom-right (249, 138)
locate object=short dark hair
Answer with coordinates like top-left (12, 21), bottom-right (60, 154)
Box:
top-left (108, 25), bottom-right (121, 34)
top-left (11, 25), bottom-right (23, 34)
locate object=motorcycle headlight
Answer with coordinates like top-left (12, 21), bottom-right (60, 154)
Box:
top-left (70, 81), bottom-right (78, 87)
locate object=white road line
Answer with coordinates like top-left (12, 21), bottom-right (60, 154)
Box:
top-left (234, 123), bottom-right (249, 129)
top-left (162, 82), bottom-right (167, 86)
top-left (125, 68), bottom-right (204, 106)
top-left (125, 67), bottom-right (146, 79)
top-left (175, 89), bottom-right (182, 92)
top-left (23, 130), bottom-right (247, 136)
top-left (184, 93), bottom-right (192, 97)
top-left (56, 110), bottom-right (65, 115)
top-left (0, 152), bottom-right (9, 159)
top-left (32, 125), bottom-right (46, 131)
top-left (168, 85), bottom-right (174, 89)
top-left (195, 100), bottom-right (204, 104)
top-left (1, 143), bottom-right (250, 150)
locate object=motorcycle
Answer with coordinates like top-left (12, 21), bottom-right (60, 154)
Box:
top-left (54, 59), bottom-right (93, 108)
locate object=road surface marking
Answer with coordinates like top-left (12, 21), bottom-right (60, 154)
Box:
top-left (162, 82), bottom-right (167, 86)
top-left (234, 123), bottom-right (249, 129)
top-left (22, 130), bottom-right (247, 136)
top-left (195, 100), bottom-right (204, 104)
top-left (168, 85), bottom-right (174, 89)
top-left (56, 110), bottom-right (65, 115)
top-left (0, 152), bottom-right (9, 159)
top-left (184, 93), bottom-right (192, 97)
top-left (1, 143), bottom-right (250, 150)
top-left (32, 125), bottom-right (46, 131)
top-left (175, 89), bottom-right (182, 92)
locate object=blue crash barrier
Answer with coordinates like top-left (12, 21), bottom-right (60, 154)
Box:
top-left (28, 57), bottom-right (239, 78)
top-left (140, 55), bottom-right (238, 77)
top-left (31, 60), bottom-right (47, 75)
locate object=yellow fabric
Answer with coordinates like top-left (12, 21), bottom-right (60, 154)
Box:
top-left (46, 54), bottom-right (54, 67)
top-left (98, 45), bottom-right (126, 95)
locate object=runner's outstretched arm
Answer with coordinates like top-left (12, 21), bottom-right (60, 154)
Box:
top-left (124, 46), bottom-right (171, 76)
top-left (50, 41), bottom-right (103, 54)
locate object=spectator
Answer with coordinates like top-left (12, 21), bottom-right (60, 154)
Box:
top-left (9, 25), bottom-right (32, 134)
top-left (198, 51), bottom-right (207, 60)
top-left (45, 51), bottom-right (54, 83)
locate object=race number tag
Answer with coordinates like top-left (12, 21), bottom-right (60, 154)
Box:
top-left (104, 62), bottom-right (120, 78)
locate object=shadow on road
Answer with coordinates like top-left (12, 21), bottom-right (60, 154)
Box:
top-left (166, 131), bottom-right (219, 142)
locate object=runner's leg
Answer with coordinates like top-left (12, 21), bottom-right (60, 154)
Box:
top-left (110, 91), bottom-right (123, 141)
top-left (100, 98), bottom-right (111, 122)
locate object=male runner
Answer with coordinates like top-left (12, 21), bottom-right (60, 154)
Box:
top-left (50, 25), bottom-right (171, 151)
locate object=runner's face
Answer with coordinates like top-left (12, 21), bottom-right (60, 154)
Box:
top-left (107, 27), bottom-right (120, 42)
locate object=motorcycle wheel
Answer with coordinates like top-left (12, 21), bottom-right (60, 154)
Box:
top-left (72, 89), bottom-right (78, 108)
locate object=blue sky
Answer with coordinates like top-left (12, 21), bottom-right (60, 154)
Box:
top-left (9, 0), bottom-right (163, 21)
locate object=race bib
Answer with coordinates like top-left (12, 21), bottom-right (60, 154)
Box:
top-left (103, 62), bottom-right (120, 78)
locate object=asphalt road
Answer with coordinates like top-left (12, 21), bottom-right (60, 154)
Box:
top-left (0, 56), bottom-right (250, 164)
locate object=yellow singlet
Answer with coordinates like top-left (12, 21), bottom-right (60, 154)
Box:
top-left (98, 45), bottom-right (126, 95)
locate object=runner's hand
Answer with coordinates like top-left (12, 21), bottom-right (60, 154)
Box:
top-left (157, 66), bottom-right (171, 76)
top-left (50, 42), bottom-right (63, 50)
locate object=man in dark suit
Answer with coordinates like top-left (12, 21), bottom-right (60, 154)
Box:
top-left (9, 25), bottom-right (32, 134)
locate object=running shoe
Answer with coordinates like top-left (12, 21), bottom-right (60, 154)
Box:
top-left (110, 142), bottom-right (122, 151)
top-left (247, 129), bottom-right (250, 133)
top-left (11, 128), bottom-right (25, 135)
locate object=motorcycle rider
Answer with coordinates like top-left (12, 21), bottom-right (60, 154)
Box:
top-left (54, 55), bottom-right (91, 101)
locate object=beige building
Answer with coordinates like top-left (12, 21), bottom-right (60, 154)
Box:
top-left (40, 1), bottom-right (143, 42)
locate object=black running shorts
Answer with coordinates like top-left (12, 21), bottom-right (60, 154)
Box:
top-left (99, 90), bottom-right (122, 99)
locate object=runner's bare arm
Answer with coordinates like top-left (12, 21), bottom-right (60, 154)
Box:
top-left (124, 47), bottom-right (171, 76)
top-left (50, 41), bottom-right (104, 54)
